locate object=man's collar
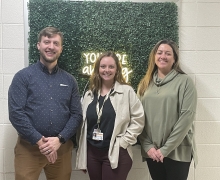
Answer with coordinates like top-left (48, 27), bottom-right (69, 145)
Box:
top-left (37, 60), bottom-right (58, 74)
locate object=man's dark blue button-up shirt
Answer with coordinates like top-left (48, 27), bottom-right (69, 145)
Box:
top-left (8, 61), bottom-right (82, 145)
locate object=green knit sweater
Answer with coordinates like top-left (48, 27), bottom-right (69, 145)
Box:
top-left (139, 69), bottom-right (198, 166)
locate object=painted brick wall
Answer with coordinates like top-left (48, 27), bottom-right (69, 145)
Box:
top-left (0, 0), bottom-right (219, 179)
top-left (1, 0), bottom-right (25, 179)
top-left (179, 0), bottom-right (220, 179)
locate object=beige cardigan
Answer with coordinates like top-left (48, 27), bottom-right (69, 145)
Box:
top-left (76, 81), bottom-right (145, 169)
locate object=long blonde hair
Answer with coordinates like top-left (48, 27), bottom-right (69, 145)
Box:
top-left (137, 39), bottom-right (185, 96)
top-left (89, 51), bottom-right (128, 94)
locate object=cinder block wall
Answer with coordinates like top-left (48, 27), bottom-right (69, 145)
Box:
top-left (179, 0), bottom-right (220, 179)
top-left (0, 0), bottom-right (219, 179)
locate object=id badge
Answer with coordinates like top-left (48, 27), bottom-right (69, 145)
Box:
top-left (92, 129), bottom-right (103, 141)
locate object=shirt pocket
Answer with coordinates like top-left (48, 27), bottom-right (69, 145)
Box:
top-left (56, 84), bottom-right (72, 102)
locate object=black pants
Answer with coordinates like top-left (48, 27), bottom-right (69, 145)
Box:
top-left (146, 158), bottom-right (191, 180)
top-left (87, 142), bottom-right (132, 180)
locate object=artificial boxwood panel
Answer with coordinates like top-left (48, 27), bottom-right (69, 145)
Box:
top-left (28, 0), bottom-right (178, 94)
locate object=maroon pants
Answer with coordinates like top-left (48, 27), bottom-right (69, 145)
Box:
top-left (87, 142), bottom-right (132, 180)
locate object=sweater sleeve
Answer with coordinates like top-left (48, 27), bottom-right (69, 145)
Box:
top-left (160, 77), bottom-right (197, 157)
top-left (138, 127), bottom-right (155, 153)
top-left (119, 87), bottom-right (145, 149)
top-left (137, 92), bottom-right (155, 153)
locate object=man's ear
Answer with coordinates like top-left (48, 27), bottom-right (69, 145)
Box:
top-left (60, 45), bottom-right (63, 53)
top-left (37, 42), bottom-right (40, 50)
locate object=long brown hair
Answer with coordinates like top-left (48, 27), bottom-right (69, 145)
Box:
top-left (89, 51), bottom-right (128, 94)
top-left (137, 39), bottom-right (185, 96)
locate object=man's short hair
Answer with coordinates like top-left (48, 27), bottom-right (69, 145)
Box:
top-left (37, 27), bottom-right (63, 45)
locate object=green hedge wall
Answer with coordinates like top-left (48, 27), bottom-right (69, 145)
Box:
top-left (28, 0), bottom-right (178, 94)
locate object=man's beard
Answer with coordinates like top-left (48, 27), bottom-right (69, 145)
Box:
top-left (40, 52), bottom-right (59, 64)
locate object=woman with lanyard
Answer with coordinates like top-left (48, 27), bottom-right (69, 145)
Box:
top-left (76, 51), bottom-right (145, 180)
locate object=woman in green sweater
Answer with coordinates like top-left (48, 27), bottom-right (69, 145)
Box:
top-left (137, 39), bottom-right (197, 180)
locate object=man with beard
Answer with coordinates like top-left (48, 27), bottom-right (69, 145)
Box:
top-left (8, 27), bottom-right (82, 180)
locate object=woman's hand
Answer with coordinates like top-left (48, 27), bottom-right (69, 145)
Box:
top-left (156, 149), bottom-right (164, 162)
top-left (147, 148), bottom-right (160, 162)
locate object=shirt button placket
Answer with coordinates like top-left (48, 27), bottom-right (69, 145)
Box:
top-left (50, 109), bottom-right (53, 125)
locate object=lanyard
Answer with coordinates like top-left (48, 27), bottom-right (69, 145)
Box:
top-left (96, 89), bottom-right (112, 129)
